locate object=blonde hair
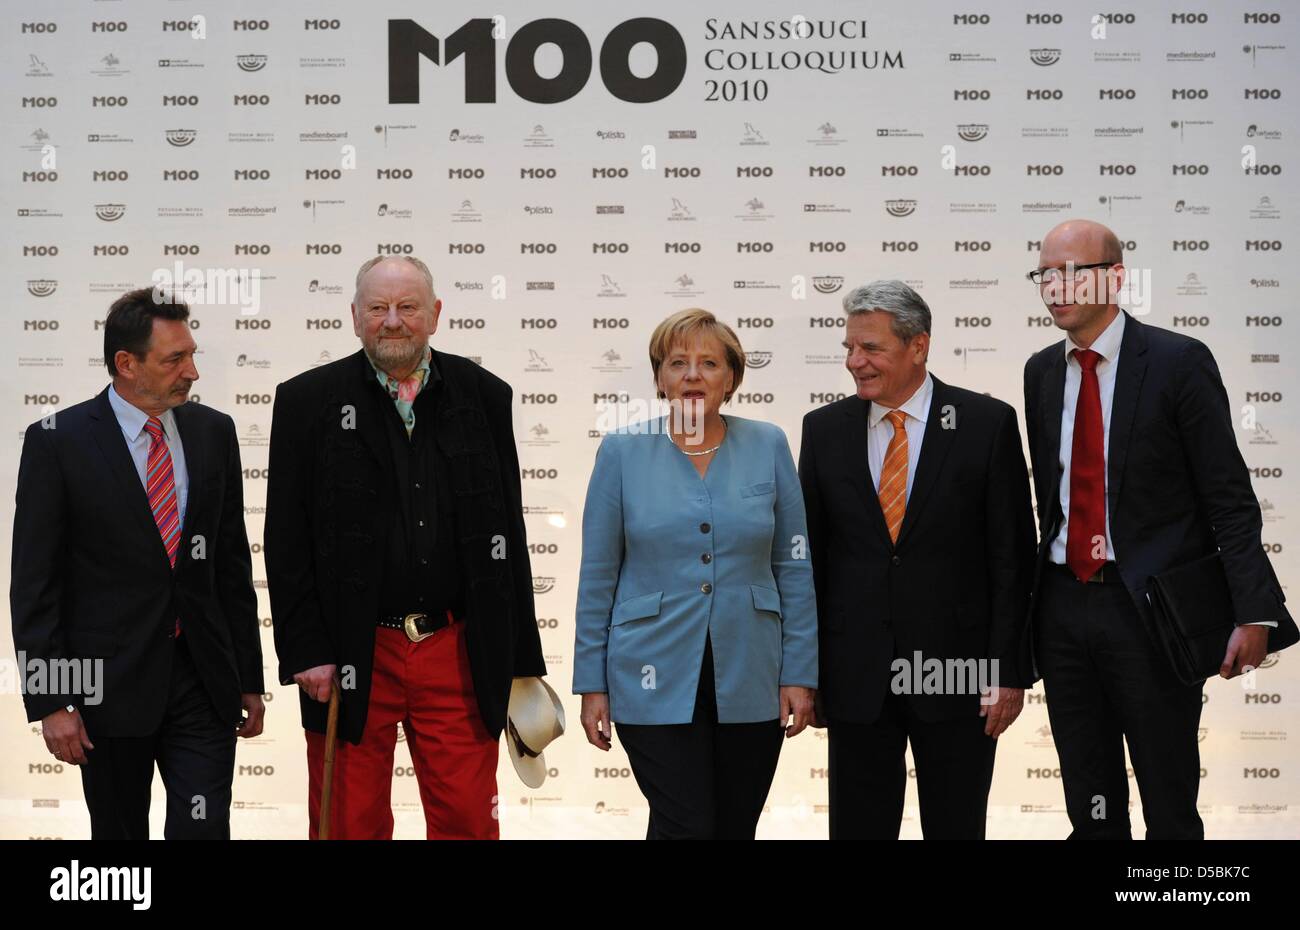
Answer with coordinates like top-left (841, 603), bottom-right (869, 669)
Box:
top-left (648, 308), bottom-right (746, 402)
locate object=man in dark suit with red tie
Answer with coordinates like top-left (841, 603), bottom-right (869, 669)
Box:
top-left (10, 288), bottom-right (264, 839)
top-left (1024, 219), bottom-right (1297, 839)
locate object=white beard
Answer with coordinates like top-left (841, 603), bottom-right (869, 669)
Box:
top-left (367, 336), bottom-right (426, 374)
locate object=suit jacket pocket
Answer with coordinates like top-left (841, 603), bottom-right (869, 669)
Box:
top-left (740, 481), bottom-right (776, 498)
top-left (611, 590), bottom-right (663, 627)
top-left (751, 584), bottom-right (783, 618)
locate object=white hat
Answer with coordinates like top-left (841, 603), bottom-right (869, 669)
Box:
top-left (506, 677), bottom-right (566, 788)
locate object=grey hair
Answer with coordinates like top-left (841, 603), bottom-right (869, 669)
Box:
top-left (353, 255), bottom-right (437, 303)
top-left (842, 280), bottom-right (931, 341)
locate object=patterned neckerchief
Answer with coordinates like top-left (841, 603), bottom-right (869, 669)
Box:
top-left (369, 345), bottom-right (431, 436)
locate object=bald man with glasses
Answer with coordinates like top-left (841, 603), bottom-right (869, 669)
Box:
top-left (1023, 219), bottom-right (1297, 839)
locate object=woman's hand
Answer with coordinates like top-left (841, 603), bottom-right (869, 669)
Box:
top-left (580, 692), bottom-right (612, 750)
top-left (780, 686), bottom-right (815, 738)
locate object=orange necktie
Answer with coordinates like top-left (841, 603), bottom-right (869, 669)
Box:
top-left (878, 409), bottom-right (909, 544)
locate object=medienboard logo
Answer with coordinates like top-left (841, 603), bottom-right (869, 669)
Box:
top-left (533, 577), bottom-right (556, 595)
top-left (957, 123), bottom-right (988, 142)
top-left (885, 199), bottom-right (917, 218)
top-left (745, 351), bottom-right (773, 369)
top-left (813, 275), bottom-right (844, 294)
top-left (165, 129), bottom-right (196, 146)
top-left (27, 279), bottom-right (57, 297)
top-left (94, 203), bottom-right (125, 222)
top-left (236, 54), bottom-right (268, 72)
top-left (1030, 48), bottom-right (1061, 66)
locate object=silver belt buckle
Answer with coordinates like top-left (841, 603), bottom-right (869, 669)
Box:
top-left (403, 612), bottom-right (433, 643)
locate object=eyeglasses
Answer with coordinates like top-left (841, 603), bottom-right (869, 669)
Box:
top-left (1026, 262), bottom-right (1115, 285)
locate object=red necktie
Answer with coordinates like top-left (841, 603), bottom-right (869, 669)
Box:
top-left (1066, 349), bottom-right (1107, 582)
top-left (145, 416), bottom-right (182, 635)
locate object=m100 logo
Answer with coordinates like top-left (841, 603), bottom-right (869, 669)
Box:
top-left (388, 18), bottom-right (686, 103)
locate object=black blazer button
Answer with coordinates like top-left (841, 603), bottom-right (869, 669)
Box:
top-left (891, 555), bottom-right (902, 566)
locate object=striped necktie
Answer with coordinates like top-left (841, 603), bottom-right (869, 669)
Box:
top-left (878, 409), bottom-right (909, 545)
top-left (144, 416), bottom-right (182, 568)
top-left (145, 417), bottom-right (182, 636)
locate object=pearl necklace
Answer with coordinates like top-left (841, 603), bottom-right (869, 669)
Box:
top-left (668, 416), bottom-right (727, 456)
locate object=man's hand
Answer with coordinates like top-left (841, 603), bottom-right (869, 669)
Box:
top-left (1221, 625), bottom-right (1269, 679)
top-left (42, 706), bottom-right (93, 765)
top-left (780, 686), bottom-right (816, 738)
top-left (293, 664), bottom-right (337, 703)
top-left (811, 690), bottom-right (827, 729)
top-left (979, 686), bottom-right (1025, 738)
top-left (237, 693), bottom-right (266, 738)
top-left (580, 692), bottom-right (612, 751)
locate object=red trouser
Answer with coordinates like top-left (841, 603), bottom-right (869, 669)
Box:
top-left (306, 620), bottom-right (500, 839)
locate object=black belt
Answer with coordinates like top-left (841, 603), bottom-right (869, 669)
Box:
top-left (377, 609), bottom-right (456, 642)
top-left (1050, 560), bottom-right (1122, 585)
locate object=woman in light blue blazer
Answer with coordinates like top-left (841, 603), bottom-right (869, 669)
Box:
top-left (573, 308), bottom-right (817, 839)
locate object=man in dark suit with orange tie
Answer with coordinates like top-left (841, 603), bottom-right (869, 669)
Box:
top-left (800, 280), bottom-right (1037, 839)
top-left (10, 288), bottom-right (264, 839)
top-left (1023, 219), bottom-right (1297, 839)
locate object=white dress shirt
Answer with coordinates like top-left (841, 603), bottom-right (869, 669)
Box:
top-left (108, 384), bottom-right (189, 531)
top-left (1048, 314), bottom-right (1272, 625)
top-left (868, 372), bottom-right (933, 502)
top-left (1049, 311), bottom-right (1124, 564)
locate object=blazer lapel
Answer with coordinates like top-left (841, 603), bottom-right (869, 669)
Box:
top-left (895, 376), bottom-right (959, 547)
top-left (1040, 346), bottom-right (1067, 532)
top-left (88, 388), bottom-right (172, 566)
top-left (172, 401), bottom-right (204, 567)
top-left (841, 397), bottom-right (892, 546)
top-left (1106, 311), bottom-right (1148, 528)
top-left (350, 349), bottom-right (397, 470)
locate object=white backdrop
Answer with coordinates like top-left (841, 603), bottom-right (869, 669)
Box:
top-left (2, 0), bottom-right (1295, 838)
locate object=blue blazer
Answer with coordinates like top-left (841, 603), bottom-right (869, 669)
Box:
top-left (572, 415), bottom-right (818, 724)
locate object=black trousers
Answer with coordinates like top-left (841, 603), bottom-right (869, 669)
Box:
top-left (79, 634), bottom-right (237, 840)
top-left (828, 685), bottom-right (997, 840)
top-left (1038, 563), bottom-right (1205, 839)
top-left (616, 637), bottom-right (784, 839)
